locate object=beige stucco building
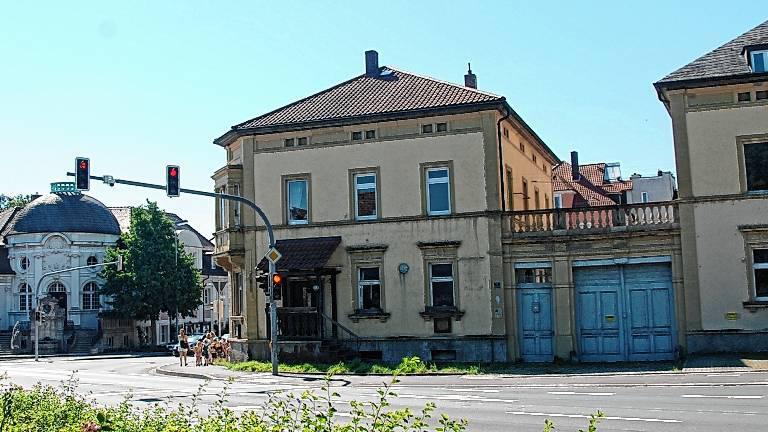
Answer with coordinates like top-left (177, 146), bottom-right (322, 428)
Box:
top-left (212, 52), bottom-right (560, 362)
top-left (655, 20), bottom-right (768, 351)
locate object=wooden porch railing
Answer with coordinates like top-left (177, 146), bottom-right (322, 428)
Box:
top-left (276, 307), bottom-right (320, 339)
top-left (506, 202), bottom-right (678, 234)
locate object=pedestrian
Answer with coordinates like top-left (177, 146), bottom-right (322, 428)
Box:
top-left (202, 337), bottom-right (210, 366)
top-left (178, 328), bottom-right (189, 367)
top-left (194, 340), bottom-right (203, 366)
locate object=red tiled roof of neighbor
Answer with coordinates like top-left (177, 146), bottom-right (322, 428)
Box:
top-left (233, 67), bottom-right (503, 130)
top-left (553, 162), bottom-right (632, 207)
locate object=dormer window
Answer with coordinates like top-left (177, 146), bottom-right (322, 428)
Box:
top-left (749, 49), bottom-right (767, 73)
top-left (604, 163), bottom-right (621, 182)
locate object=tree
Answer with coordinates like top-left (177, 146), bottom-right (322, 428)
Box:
top-left (0, 194), bottom-right (33, 210)
top-left (101, 201), bottom-right (202, 345)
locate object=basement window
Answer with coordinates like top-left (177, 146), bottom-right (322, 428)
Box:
top-left (352, 131), bottom-right (363, 141)
top-left (431, 349), bottom-right (457, 361)
top-left (365, 130), bottom-right (376, 139)
top-left (436, 122), bottom-right (448, 132)
top-left (297, 137), bottom-right (308, 146)
top-left (738, 92), bottom-right (752, 102)
top-left (757, 91), bottom-right (768, 100)
top-left (284, 138), bottom-right (295, 147)
top-left (421, 124), bottom-right (433, 134)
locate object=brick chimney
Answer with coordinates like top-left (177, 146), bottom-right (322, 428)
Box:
top-left (365, 50), bottom-right (379, 76)
top-left (464, 63), bottom-right (477, 89)
top-left (570, 151), bottom-right (580, 181)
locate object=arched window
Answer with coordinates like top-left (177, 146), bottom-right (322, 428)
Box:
top-left (48, 282), bottom-right (65, 293)
top-left (87, 256), bottom-right (98, 266)
top-left (19, 257), bottom-right (30, 271)
top-left (18, 283), bottom-right (32, 311)
top-left (82, 282), bottom-right (99, 310)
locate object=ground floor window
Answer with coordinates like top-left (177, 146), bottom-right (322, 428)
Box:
top-left (429, 263), bottom-right (455, 307)
top-left (82, 282), bottom-right (100, 310)
top-left (357, 266), bottom-right (382, 311)
top-left (753, 249), bottom-right (768, 300)
top-left (160, 325), bottom-right (169, 343)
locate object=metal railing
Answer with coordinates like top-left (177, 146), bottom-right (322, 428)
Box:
top-left (319, 311), bottom-right (361, 353)
top-left (506, 202), bottom-right (678, 234)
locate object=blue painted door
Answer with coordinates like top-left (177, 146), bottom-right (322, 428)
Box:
top-left (625, 264), bottom-right (675, 361)
top-left (575, 263), bottom-right (675, 362)
top-left (518, 287), bottom-right (554, 362)
top-left (574, 266), bottom-right (625, 362)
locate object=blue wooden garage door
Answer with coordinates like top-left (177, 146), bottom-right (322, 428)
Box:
top-left (575, 263), bottom-right (675, 362)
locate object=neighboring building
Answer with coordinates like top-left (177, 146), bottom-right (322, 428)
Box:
top-left (552, 151), bottom-right (633, 208)
top-left (109, 208), bottom-right (229, 343)
top-left (212, 51), bottom-right (559, 362)
top-left (627, 171), bottom-right (678, 204)
top-left (0, 184), bottom-right (122, 353)
top-left (654, 20), bottom-right (768, 352)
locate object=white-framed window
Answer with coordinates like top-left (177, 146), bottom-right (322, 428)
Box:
top-left (426, 167), bottom-right (451, 216)
top-left (641, 191), bottom-right (650, 203)
top-left (232, 183), bottom-right (241, 226)
top-left (553, 194), bottom-right (563, 209)
top-left (750, 49), bottom-right (767, 73)
top-left (354, 172), bottom-right (377, 220)
top-left (203, 286), bottom-right (211, 305)
top-left (429, 263), bottom-right (455, 307)
top-left (286, 178), bottom-right (309, 225)
top-left (82, 282), bottom-right (99, 310)
top-left (18, 283), bottom-right (31, 311)
top-left (218, 186), bottom-right (227, 229)
top-left (753, 249), bottom-right (768, 300)
top-left (19, 256), bottom-right (30, 271)
top-left (160, 325), bottom-right (169, 343)
top-left (87, 256), bottom-right (98, 266)
top-left (48, 282), bottom-right (65, 293)
top-left (744, 142), bottom-right (768, 192)
top-left (357, 266), bottom-right (382, 311)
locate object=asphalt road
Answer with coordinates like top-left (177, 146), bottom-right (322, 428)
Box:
top-left (1, 355), bottom-right (767, 431)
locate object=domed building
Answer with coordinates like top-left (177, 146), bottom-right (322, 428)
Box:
top-left (0, 183), bottom-right (121, 353)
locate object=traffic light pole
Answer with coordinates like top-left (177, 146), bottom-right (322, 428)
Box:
top-left (67, 171), bottom-right (280, 375)
top-left (34, 259), bottom-right (122, 362)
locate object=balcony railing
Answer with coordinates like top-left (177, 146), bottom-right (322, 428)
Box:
top-left (505, 202), bottom-right (678, 235)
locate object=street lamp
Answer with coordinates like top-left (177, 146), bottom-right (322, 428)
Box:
top-left (172, 219), bottom-right (188, 342)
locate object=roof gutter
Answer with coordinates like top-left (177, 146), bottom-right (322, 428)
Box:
top-left (497, 109), bottom-right (510, 212)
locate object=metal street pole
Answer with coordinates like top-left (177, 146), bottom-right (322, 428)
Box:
top-left (34, 259), bottom-right (121, 361)
top-left (66, 171), bottom-right (279, 374)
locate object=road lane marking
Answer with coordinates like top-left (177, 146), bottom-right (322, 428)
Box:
top-left (432, 387), bottom-right (501, 393)
top-left (548, 391), bottom-right (615, 396)
top-left (505, 411), bottom-right (681, 423)
top-left (398, 393), bottom-right (517, 403)
top-left (682, 394), bottom-right (763, 399)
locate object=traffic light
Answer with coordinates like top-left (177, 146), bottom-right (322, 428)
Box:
top-left (166, 165), bottom-right (180, 197)
top-left (256, 272), bottom-right (268, 292)
top-left (272, 273), bottom-right (283, 301)
top-left (75, 157), bottom-right (90, 191)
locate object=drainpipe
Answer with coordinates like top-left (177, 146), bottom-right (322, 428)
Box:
top-left (497, 109), bottom-right (510, 211)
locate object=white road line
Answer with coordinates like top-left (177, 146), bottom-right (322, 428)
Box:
top-left (682, 394), bottom-right (763, 399)
top-left (548, 391), bottom-right (615, 396)
top-left (398, 393), bottom-right (517, 403)
top-left (432, 387), bottom-right (501, 393)
top-left (506, 411), bottom-right (682, 424)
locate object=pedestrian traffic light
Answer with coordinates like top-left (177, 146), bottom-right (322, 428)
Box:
top-left (166, 165), bottom-right (180, 197)
top-left (75, 157), bottom-right (90, 191)
top-left (256, 272), bottom-right (268, 292)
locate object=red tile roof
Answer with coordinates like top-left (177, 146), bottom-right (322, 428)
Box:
top-left (233, 67), bottom-right (503, 130)
top-left (553, 162), bottom-right (632, 207)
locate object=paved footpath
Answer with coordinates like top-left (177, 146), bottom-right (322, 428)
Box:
top-left (2, 355), bottom-right (768, 431)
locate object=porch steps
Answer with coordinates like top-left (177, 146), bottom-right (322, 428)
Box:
top-left (70, 329), bottom-right (97, 354)
top-left (0, 332), bottom-right (12, 355)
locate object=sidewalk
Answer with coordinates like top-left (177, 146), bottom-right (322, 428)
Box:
top-left (0, 352), bottom-right (170, 362)
top-left (154, 353), bottom-right (768, 382)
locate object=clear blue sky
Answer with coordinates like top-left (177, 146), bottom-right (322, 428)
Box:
top-left (1, 1), bottom-right (763, 235)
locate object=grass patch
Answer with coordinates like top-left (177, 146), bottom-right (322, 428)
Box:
top-left (218, 356), bottom-right (684, 375)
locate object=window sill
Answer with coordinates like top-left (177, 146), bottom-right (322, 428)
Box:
top-left (348, 310), bottom-right (391, 323)
top-left (743, 301), bottom-right (768, 310)
top-left (420, 306), bottom-right (464, 321)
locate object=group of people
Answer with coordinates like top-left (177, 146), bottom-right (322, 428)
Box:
top-left (177, 329), bottom-right (231, 367)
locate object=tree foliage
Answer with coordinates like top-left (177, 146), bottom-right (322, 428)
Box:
top-left (0, 194), bottom-right (33, 210)
top-left (100, 201), bottom-right (202, 324)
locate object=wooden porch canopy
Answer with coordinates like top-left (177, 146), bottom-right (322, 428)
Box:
top-left (257, 236), bottom-right (342, 276)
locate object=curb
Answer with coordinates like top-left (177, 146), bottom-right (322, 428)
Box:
top-left (155, 365), bottom-right (219, 380)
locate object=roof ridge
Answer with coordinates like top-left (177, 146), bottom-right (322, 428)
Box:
top-left (383, 65), bottom-right (504, 99)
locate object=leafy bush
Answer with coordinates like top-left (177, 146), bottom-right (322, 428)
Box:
top-left (0, 372), bottom-right (602, 431)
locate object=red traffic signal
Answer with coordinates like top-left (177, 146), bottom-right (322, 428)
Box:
top-left (272, 274), bottom-right (283, 285)
top-left (75, 157), bottom-right (90, 191)
top-left (166, 165), bottom-right (180, 197)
